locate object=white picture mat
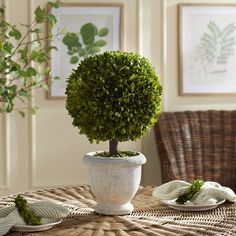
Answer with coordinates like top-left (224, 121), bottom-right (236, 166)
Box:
top-left (180, 5), bottom-right (236, 94)
top-left (50, 5), bottom-right (121, 98)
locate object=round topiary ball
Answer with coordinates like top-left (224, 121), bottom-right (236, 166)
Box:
top-left (65, 51), bottom-right (162, 143)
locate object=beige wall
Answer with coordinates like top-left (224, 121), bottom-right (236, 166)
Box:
top-left (142, 0), bottom-right (236, 186)
top-left (1, 0), bottom-right (236, 195)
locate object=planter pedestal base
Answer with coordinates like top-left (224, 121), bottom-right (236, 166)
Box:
top-left (95, 202), bottom-right (133, 215)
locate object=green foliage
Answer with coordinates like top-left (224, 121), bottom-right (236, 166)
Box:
top-left (0, 1), bottom-right (61, 114)
top-left (14, 195), bottom-right (41, 225)
top-left (94, 151), bottom-right (139, 157)
top-left (66, 51), bottom-right (162, 144)
top-left (196, 21), bottom-right (236, 75)
top-left (98, 28), bottom-right (109, 37)
top-left (62, 22), bottom-right (109, 64)
top-left (176, 179), bottom-right (204, 204)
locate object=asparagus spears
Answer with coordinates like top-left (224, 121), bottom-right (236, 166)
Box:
top-left (14, 195), bottom-right (41, 225)
top-left (176, 179), bottom-right (204, 204)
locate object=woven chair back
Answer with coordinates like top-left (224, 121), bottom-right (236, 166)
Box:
top-left (155, 110), bottom-right (236, 191)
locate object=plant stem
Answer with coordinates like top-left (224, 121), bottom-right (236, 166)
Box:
top-left (7, 21), bottom-right (37, 61)
top-left (6, 4), bottom-right (54, 62)
top-left (109, 140), bottom-right (118, 156)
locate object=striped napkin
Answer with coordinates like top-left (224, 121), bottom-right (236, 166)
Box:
top-left (152, 180), bottom-right (236, 205)
top-left (0, 201), bottom-right (70, 236)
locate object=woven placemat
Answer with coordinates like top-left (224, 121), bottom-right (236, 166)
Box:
top-left (1, 185), bottom-right (236, 236)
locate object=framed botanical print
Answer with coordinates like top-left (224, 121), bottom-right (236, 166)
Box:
top-left (179, 4), bottom-right (236, 95)
top-left (48, 3), bottom-right (124, 98)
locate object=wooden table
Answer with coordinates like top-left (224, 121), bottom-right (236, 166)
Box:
top-left (1, 185), bottom-right (236, 235)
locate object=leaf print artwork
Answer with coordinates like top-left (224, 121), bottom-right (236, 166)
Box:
top-left (194, 21), bottom-right (236, 77)
top-left (62, 22), bottom-right (109, 64)
top-left (49, 4), bottom-right (122, 97)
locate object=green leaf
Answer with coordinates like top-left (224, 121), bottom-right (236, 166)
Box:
top-left (87, 46), bottom-right (100, 55)
top-left (0, 78), bottom-right (6, 85)
top-left (45, 45), bottom-right (57, 52)
top-left (9, 62), bottom-right (21, 73)
top-left (34, 6), bottom-right (45, 23)
top-left (62, 32), bottom-right (81, 48)
top-left (0, 87), bottom-right (6, 95)
top-left (48, 1), bottom-right (61, 9)
top-left (19, 47), bottom-right (28, 58)
top-left (9, 27), bottom-right (22, 40)
top-left (19, 46), bottom-right (28, 63)
top-left (31, 107), bottom-right (38, 115)
top-left (3, 42), bottom-right (14, 54)
top-left (79, 48), bottom-right (86, 57)
top-left (121, 128), bottom-right (126, 134)
top-left (6, 102), bottom-right (14, 113)
top-left (54, 76), bottom-right (61, 80)
top-left (18, 89), bottom-right (31, 97)
top-left (70, 56), bottom-right (79, 64)
top-left (8, 85), bottom-right (17, 96)
top-left (67, 49), bottom-right (75, 55)
top-left (31, 50), bottom-right (48, 63)
top-left (45, 67), bottom-right (50, 76)
top-left (47, 14), bottom-right (57, 24)
top-left (94, 39), bottom-right (107, 47)
top-left (0, 58), bottom-right (7, 72)
top-left (40, 82), bottom-right (49, 91)
top-left (26, 67), bottom-right (37, 77)
top-left (80, 23), bottom-right (97, 45)
top-left (0, 40), bottom-right (3, 51)
top-left (18, 111), bottom-right (26, 118)
top-left (98, 28), bottom-right (109, 37)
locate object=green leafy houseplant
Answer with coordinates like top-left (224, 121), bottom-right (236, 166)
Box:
top-left (0, 1), bottom-right (61, 116)
top-left (65, 51), bottom-right (162, 156)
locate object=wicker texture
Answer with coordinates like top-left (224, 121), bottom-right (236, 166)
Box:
top-left (155, 110), bottom-right (236, 191)
top-left (1, 185), bottom-right (236, 235)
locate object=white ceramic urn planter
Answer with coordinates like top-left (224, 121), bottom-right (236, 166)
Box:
top-left (83, 152), bottom-right (146, 215)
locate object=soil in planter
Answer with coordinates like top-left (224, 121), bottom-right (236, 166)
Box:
top-left (94, 151), bottom-right (139, 158)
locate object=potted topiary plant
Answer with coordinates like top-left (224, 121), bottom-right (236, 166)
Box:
top-left (65, 51), bottom-right (162, 215)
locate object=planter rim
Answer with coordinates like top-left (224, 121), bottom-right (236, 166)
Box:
top-left (83, 151), bottom-right (146, 165)
top-left (86, 150), bottom-right (143, 158)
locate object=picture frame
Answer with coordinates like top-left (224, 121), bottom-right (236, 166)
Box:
top-left (179, 4), bottom-right (236, 95)
top-left (48, 3), bottom-right (124, 99)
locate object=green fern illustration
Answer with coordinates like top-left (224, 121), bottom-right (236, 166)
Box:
top-left (195, 21), bottom-right (236, 75)
top-left (62, 22), bottom-right (109, 64)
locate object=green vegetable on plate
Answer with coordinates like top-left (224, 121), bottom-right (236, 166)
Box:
top-left (176, 179), bottom-right (204, 204)
top-left (14, 195), bottom-right (41, 225)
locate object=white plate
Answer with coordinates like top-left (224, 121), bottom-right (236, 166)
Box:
top-left (163, 199), bottom-right (225, 211)
top-left (11, 218), bottom-right (62, 232)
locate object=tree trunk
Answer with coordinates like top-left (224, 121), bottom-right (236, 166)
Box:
top-left (109, 140), bottom-right (118, 156)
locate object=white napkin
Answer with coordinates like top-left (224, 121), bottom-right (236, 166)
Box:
top-left (153, 180), bottom-right (236, 205)
top-left (0, 201), bottom-right (70, 236)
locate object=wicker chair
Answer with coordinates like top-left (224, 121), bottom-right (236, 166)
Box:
top-left (155, 110), bottom-right (236, 191)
